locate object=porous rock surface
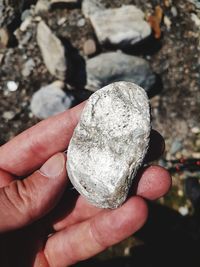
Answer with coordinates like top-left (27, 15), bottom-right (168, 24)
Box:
top-left (67, 81), bottom-right (151, 209)
top-left (89, 5), bottom-right (151, 47)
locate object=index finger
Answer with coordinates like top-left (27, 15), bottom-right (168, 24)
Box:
top-left (0, 102), bottom-right (86, 176)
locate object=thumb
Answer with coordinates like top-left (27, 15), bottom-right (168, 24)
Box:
top-left (0, 153), bottom-right (67, 233)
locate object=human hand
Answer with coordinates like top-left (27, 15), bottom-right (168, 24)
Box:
top-left (0, 102), bottom-right (171, 267)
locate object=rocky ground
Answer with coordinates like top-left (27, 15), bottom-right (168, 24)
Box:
top-left (0, 0), bottom-right (200, 266)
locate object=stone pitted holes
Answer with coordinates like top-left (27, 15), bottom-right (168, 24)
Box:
top-left (67, 81), bottom-right (151, 209)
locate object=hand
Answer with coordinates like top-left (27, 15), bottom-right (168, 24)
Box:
top-left (0, 102), bottom-right (171, 267)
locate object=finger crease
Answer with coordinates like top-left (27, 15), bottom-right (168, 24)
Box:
top-left (89, 219), bottom-right (108, 250)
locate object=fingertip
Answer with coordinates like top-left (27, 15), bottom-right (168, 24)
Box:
top-left (135, 165), bottom-right (172, 200)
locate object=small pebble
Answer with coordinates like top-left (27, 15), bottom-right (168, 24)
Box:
top-left (7, 81), bottom-right (19, 92)
top-left (178, 206), bottom-right (189, 216)
top-left (77, 18), bottom-right (86, 27)
top-left (83, 39), bottom-right (96, 56)
top-left (57, 17), bottom-right (67, 26)
top-left (171, 6), bottom-right (178, 17)
top-left (20, 17), bottom-right (32, 32)
top-left (170, 139), bottom-right (182, 155)
top-left (2, 111), bottom-right (15, 120)
top-left (191, 13), bottom-right (200, 27)
top-left (0, 53), bottom-right (4, 64)
top-left (164, 15), bottom-right (172, 30)
top-left (0, 28), bottom-right (10, 48)
top-left (191, 126), bottom-right (200, 134)
top-left (124, 247), bottom-right (131, 256)
top-left (22, 59), bottom-right (35, 77)
top-left (178, 190), bottom-right (184, 197)
top-left (192, 152), bottom-right (200, 158)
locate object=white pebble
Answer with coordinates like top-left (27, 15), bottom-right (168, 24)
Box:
top-left (178, 206), bottom-right (189, 216)
top-left (7, 81), bottom-right (19, 92)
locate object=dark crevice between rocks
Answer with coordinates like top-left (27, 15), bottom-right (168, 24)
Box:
top-left (51, 1), bottom-right (82, 10)
top-left (59, 37), bottom-right (87, 89)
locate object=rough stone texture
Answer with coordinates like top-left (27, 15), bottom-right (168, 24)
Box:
top-left (30, 81), bottom-right (74, 119)
top-left (86, 51), bottom-right (155, 92)
top-left (67, 81), bottom-right (150, 209)
top-left (37, 21), bottom-right (67, 80)
top-left (82, 0), bottom-right (105, 19)
top-left (89, 5), bottom-right (151, 47)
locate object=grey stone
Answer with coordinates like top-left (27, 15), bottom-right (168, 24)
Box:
top-left (82, 0), bottom-right (105, 19)
top-left (67, 81), bottom-right (151, 209)
top-left (34, 0), bottom-right (50, 14)
top-left (77, 18), bottom-right (86, 27)
top-left (37, 21), bottom-right (67, 80)
top-left (86, 51), bottom-right (155, 92)
top-left (170, 139), bottom-right (183, 155)
top-left (22, 58), bottom-right (35, 77)
top-left (89, 5), bottom-right (151, 47)
top-left (21, 9), bottom-right (32, 21)
top-left (30, 81), bottom-right (74, 119)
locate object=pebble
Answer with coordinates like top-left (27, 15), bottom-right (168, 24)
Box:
top-left (86, 51), bottom-right (155, 92)
top-left (34, 0), bottom-right (50, 14)
top-left (30, 81), bottom-right (75, 119)
top-left (37, 21), bottom-right (67, 80)
top-left (192, 152), bottom-right (200, 158)
top-left (7, 81), bottom-right (19, 92)
top-left (20, 16), bottom-right (32, 32)
top-left (22, 59), bottom-right (35, 77)
top-left (164, 15), bottom-right (172, 30)
top-left (57, 17), bottom-right (67, 26)
top-left (89, 5), bottom-right (151, 47)
top-left (170, 139), bottom-right (183, 155)
top-left (178, 206), bottom-right (189, 216)
top-left (77, 18), bottom-right (86, 27)
top-left (191, 13), bottom-right (200, 27)
top-left (83, 39), bottom-right (96, 56)
top-left (67, 81), bottom-right (150, 208)
top-left (171, 6), bottom-right (178, 17)
top-left (21, 9), bottom-right (32, 21)
top-left (191, 126), bottom-right (200, 134)
top-left (0, 28), bottom-right (10, 48)
top-left (82, 0), bottom-right (105, 18)
top-left (0, 53), bottom-right (4, 64)
top-left (2, 111), bottom-right (15, 120)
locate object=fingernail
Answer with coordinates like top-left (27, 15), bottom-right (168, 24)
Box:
top-left (40, 153), bottom-right (65, 178)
